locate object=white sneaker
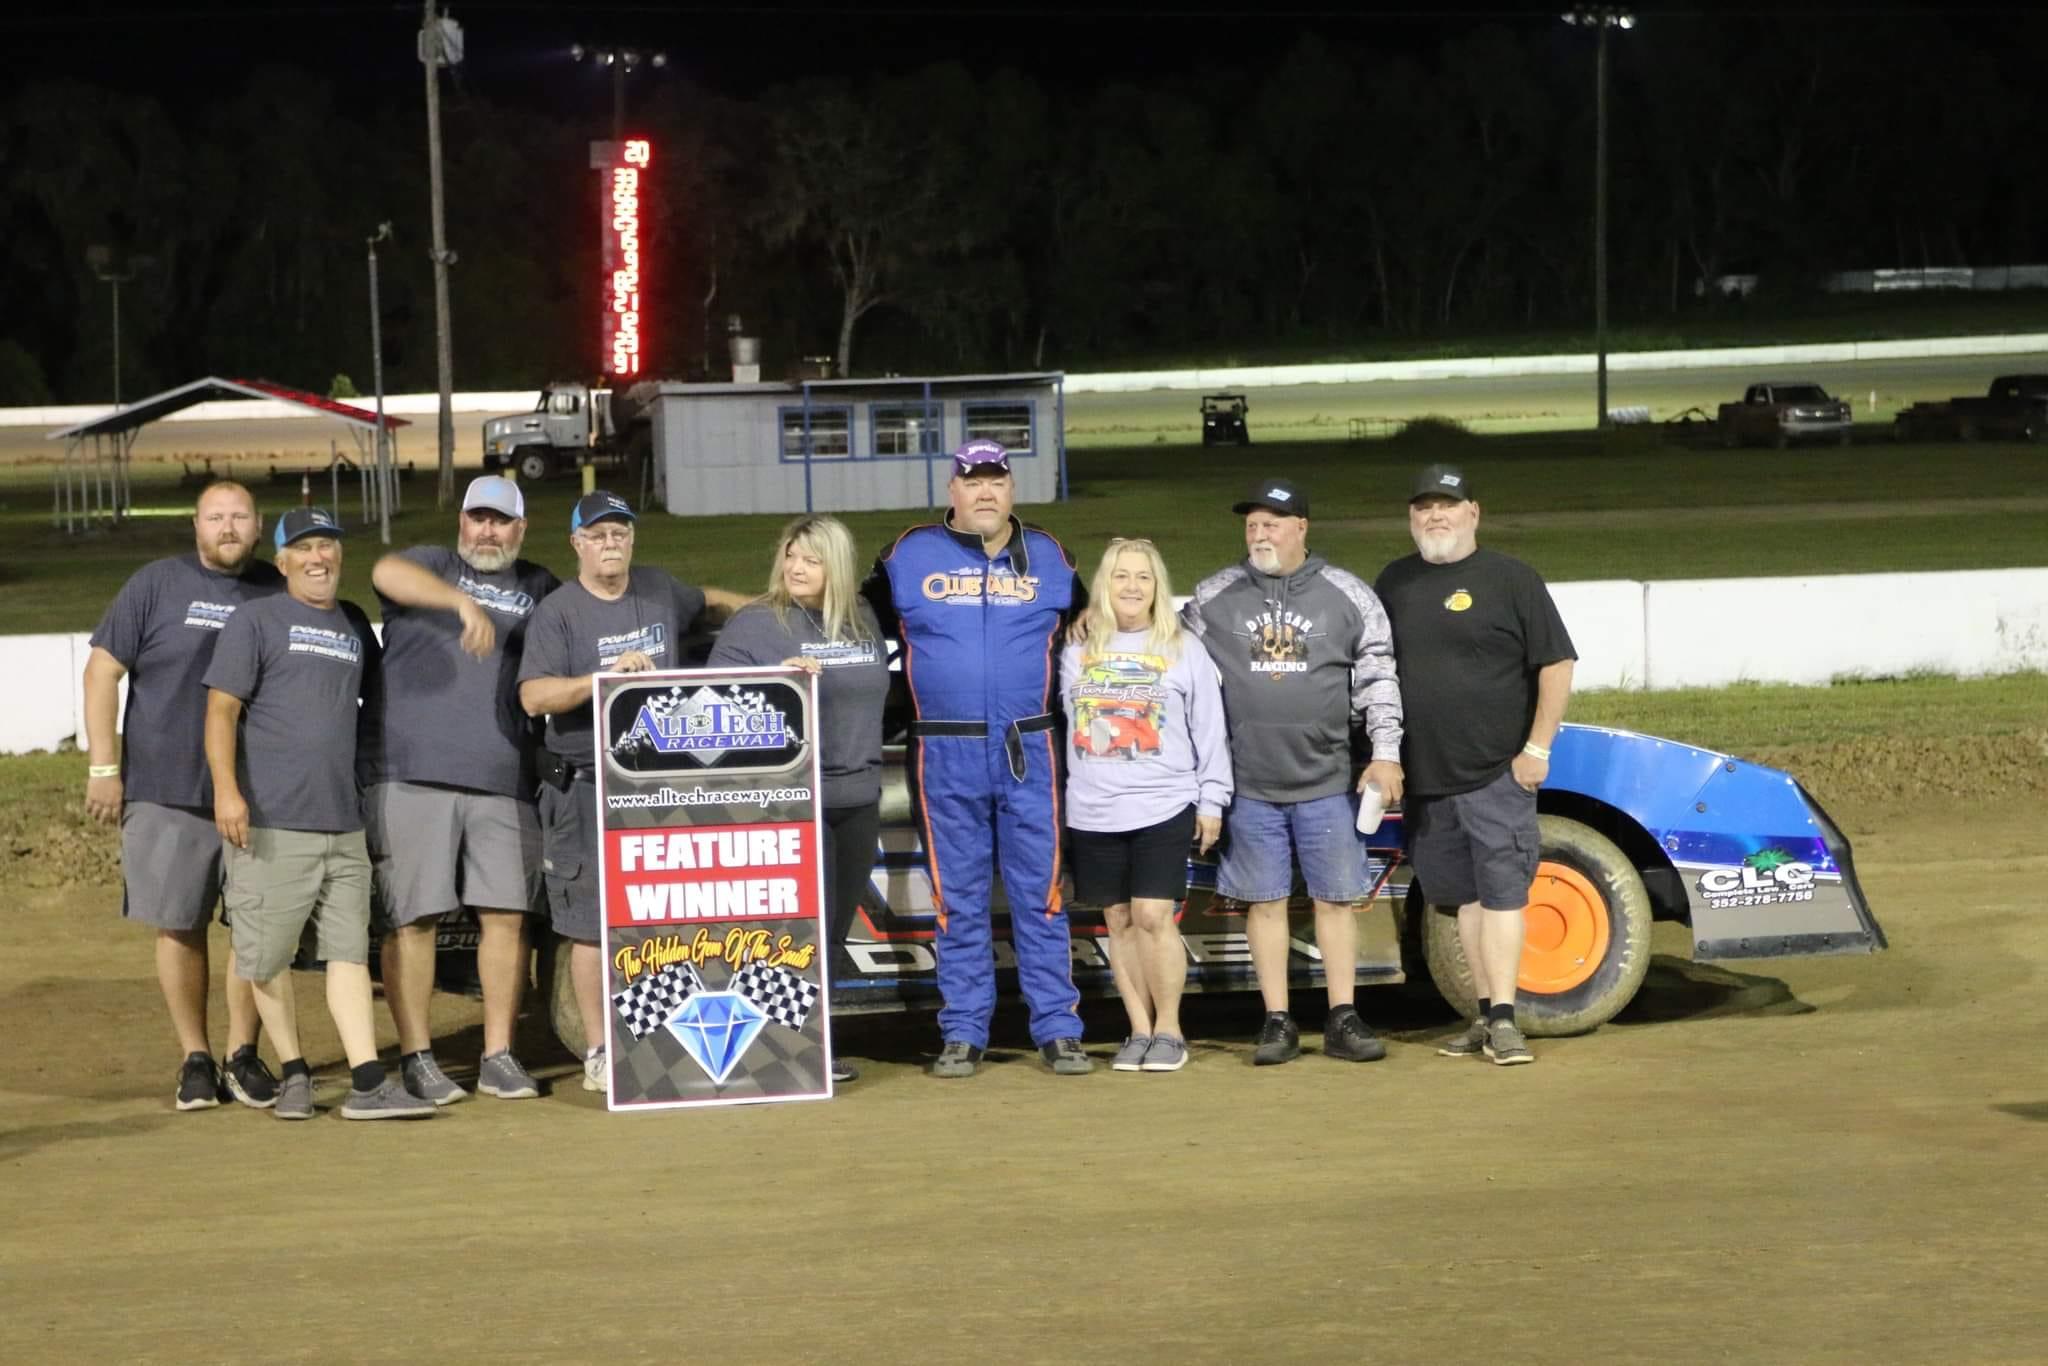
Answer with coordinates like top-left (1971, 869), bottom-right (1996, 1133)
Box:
top-left (583, 1047), bottom-right (607, 1092)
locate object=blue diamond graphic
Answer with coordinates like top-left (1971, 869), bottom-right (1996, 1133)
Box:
top-left (663, 991), bottom-right (768, 1085)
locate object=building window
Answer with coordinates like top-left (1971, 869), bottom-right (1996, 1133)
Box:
top-left (962, 401), bottom-right (1034, 457)
top-left (778, 405), bottom-right (854, 461)
top-left (870, 402), bottom-right (944, 459)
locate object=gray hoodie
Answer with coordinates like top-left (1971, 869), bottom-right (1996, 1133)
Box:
top-left (1182, 552), bottom-right (1403, 802)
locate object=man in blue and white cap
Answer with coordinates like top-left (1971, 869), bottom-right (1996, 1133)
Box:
top-left (517, 491), bottom-right (747, 1090)
top-left (359, 475), bottom-right (561, 1103)
top-left (862, 440), bottom-right (1091, 1078)
top-left (203, 506), bottom-right (433, 1120)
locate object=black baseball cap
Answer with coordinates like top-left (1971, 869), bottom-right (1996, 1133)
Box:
top-left (274, 506), bottom-right (346, 549)
top-left (570, 490), bottom-right (636, 531)
top-left (1232, 479), bottom-right (1309, 519)
top-left (1410, 464), bottom-right (1474, 503)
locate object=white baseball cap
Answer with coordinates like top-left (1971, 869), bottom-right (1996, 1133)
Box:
top-left (463, 475), bottom-right (525, 519)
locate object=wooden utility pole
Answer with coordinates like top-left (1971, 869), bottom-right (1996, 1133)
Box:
top-left (423, 0), bottom-right (457, 508)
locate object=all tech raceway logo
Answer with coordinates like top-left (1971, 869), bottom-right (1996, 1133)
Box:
top-left (610, 682), bottom-right (805, 772)
top-left (1694, 847), bottom-right (1816, 909)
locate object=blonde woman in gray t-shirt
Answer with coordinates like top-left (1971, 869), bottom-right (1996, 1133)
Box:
top-left (1059, 538), bottom-right (1233, 1074)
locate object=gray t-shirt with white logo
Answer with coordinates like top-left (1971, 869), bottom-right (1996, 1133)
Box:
top-left (517, 568), bottom-right (708, 768)
top-left (89, 552), bottom-right (285, 808)
top-left (203, 594), bottom-right (379, 833)
top-left (707, 600), bottom-right (889, 808)
top-left (358, 546), bottom-right (561, 797)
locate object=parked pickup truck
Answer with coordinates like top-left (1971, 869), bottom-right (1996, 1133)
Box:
top-left (1717, 382), bottom-right (1855, 448)
top-left (1892, 374), bottom-right (2048, 443)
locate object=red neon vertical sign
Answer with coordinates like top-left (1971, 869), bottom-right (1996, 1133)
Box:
top-left (602, 138), bottom-right (652, 378)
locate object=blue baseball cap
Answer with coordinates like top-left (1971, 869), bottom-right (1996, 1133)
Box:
top-left (570, 490), bottom-right (635, 532)
top-left (950, 438), bottom-right (1011, 478)
top-left (274, 506), bottom-right (345, 549)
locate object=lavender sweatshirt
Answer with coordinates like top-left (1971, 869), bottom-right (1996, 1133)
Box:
top-left (1059, 628), bottom-right (1234, 833)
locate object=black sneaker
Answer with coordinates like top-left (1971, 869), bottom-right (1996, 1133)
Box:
top-left (1039, 1038), bottom-right (1094, 1075)
top-left (223, 1045), bottom-right (280, 1109)
top-left (830, 1058), bottom-right (860, 1084)
top-left (1251, 1012), bottom-right (1300, 1066)
top-left (175, 1052), bottom-right (221, 1111)
top-left (1322, 1005), bottom-right (1387, 1062)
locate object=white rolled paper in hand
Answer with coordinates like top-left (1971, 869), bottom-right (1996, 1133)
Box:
top-left (1355, 780), bottom-right (1386, 835)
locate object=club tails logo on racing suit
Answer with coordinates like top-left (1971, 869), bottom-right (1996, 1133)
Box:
top-left (607, 681), bottom-right (808, 775)
top-left (922, 566), bottom-right (1040, 606)
top-left (1694, 847), bottom-right (1816, 908)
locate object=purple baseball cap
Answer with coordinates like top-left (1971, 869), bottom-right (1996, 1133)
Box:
top-left (950, 438), bottom-right (1011, 478)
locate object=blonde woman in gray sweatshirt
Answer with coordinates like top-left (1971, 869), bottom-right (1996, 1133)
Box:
top-left (1059, 538), bottom-right (1233, 1074)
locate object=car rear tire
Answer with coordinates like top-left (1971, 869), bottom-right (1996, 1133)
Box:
top-left (1420, 814), bottom-right (1654, 1037)
top-left (1719, 425), bottom-right (1739, 450)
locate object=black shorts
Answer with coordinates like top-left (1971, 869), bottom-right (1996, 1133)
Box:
top-left (1407, 769), bottom-right (1541, 912)
top-left (1068, 806), bottom-right (1197, 907)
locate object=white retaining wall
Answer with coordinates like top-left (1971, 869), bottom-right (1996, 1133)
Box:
top-left (8, 331), bottom-right (2048, 429)
top-left (6, 568), bottom-right (2041, 756)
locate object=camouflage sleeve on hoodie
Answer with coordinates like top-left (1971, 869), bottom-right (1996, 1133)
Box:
top-left (1317, 564), bottom-right (1404, 761)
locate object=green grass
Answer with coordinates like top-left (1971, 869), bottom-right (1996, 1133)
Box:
top-left (1565, 672), bottom-right (2048, 756)
top-left (4, 433), bottom-right (2045, 634)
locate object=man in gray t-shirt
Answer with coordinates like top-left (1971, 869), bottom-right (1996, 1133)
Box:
top-left (83, 480), bottom-right (284, 1112)
top-left (357, 476), bottom-right (561, 1105)
top-left (516, 490), bottom-right (742, 1091)
top-left (203, 507), bottom-right (431, 1122)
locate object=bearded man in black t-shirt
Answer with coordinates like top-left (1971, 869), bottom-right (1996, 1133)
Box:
top-left (1375, 464), bottom-right (1576, 1067)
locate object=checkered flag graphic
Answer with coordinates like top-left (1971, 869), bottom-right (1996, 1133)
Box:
top-left (730, 960), bottom-right (821, 1034)
top-left (611, 962), bottom-right (707, 1040)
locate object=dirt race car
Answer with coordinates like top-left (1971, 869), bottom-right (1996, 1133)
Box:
top-left (397, 719), bottom-right (1883, 1054)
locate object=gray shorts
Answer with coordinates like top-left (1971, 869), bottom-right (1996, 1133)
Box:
top-left (1407, 769), bottom-right (1541, 912)
top-left (120, 802), bottom-right (223, 931)
top-left (538, 779), bottom-right (600, 942)
top-left (224, 828), bottom-right (372, 980)
top-left (365, 781), bottom-right (541, 928)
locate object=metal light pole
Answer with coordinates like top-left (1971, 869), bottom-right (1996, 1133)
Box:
top-left (570, 44), bottom-right (668, 144)
top-left (421, 1), bottom-right (464, 509)
top-left (367, 222), bottom-right (394, 544)
top-left (86, 245), bottom-right (153, 409)
top-left (1566, 6), bottom-right (1634, 431)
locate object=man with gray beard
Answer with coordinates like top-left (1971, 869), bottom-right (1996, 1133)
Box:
top-left (358, 476), bottom-right (561, 1102)
top-left (1374, 464), bottom-right (1576, 1066)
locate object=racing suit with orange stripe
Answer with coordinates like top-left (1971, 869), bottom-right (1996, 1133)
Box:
top-left (863, 516), bottom-right (1086, 1049)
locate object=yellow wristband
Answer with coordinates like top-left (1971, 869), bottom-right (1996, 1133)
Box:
top-left (1521, 742), bottom-right (1550, 761)
top-left (88, 764), bottom-right (121, 778)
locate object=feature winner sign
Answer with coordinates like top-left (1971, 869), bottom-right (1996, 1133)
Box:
top-left (595, 668), bottom-right (832, 1110)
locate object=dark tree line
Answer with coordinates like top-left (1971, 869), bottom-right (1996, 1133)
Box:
top-left (4, 12), bottom-right (2043, 405)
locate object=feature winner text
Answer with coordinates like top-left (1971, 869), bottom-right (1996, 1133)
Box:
top-left (605, 823), bottom-right (818, 925)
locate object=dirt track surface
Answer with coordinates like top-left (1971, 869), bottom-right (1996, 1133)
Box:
top-left (2, 799), bottom-right (2045, 1364)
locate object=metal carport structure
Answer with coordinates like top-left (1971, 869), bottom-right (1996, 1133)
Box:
top-left (45, 376), bottom-right (409, 533)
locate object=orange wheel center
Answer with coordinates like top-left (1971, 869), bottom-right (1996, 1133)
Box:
top-left (1518, 861), bottom-right (1609, 995)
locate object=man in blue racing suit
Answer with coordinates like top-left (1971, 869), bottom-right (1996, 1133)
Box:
top-left (864, 439), bottom-right (1091, 1079)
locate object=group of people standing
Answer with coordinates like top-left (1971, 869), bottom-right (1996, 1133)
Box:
top-left (86, 435), bottom-right (1573, 1117)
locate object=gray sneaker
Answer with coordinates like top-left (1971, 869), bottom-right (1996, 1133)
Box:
top-left (476, 1051), bottom-right (540, 1100)
top-left (582, 1048), bottom-right (608, 1093)
top-left (1111, 1035), bottom-right (1152, 1071)
top-left (930, 1041), bottom-right (984, 1079)
top-left (1485, 1021), bottom-right (1535, 1066)
top-left (401, 1051), bottom-right (468, 1106)
top-left (1437, 1019), bottom-right (1490, 1058)
top-left (341, 1076), bottom-right (437, 1120)
top-left (1040, 1038), bottom-right (1094, 1075)
top-left (274, 1072), bottom-right (315, 1121)
top-left (1140, 1035), bottom-right (1189, 1072)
